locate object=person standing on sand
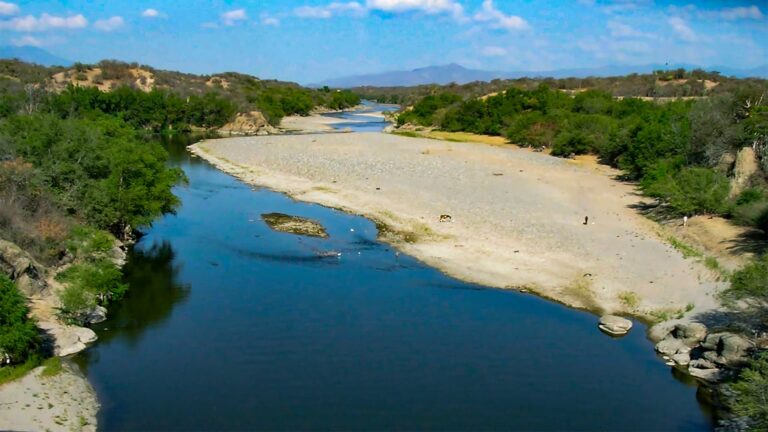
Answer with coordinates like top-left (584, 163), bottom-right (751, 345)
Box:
top-left (683, 215), bottom-right (688, 227)
top-left (583, 216), bottom-right (589, 225)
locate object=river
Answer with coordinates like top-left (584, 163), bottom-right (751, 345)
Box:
top-left (74, 104), bottom-right (714, 431)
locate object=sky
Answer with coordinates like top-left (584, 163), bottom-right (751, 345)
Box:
top-left (0, 0), bottom-right (766, 83)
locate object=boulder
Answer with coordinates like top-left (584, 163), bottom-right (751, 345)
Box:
top-left (261, 213), bottom-right (329, 238)
top-left (729, 147), bottom-right (759, 198)
top-left (673, 322), bottom-right (708, 346)
top-left (688, 366), bottom-right (724, 382)
top-left (656, 338), bottom-right (691, 356)
top-left (672, 352), bottom-right (691, 366)
top-left (689, 358), bottom-right (716, 370)
top-left (598, 315), bottom-right (633, 335)
top-left (716, 152), bottom-right (736, 175)
top-left (218, 111), bottom-right (278, 136)
top-left (700, 332), bottom-right (754, 367)
top-left (648, 322), bottom-right (674, 342)
top-left (83, 305), bottom-right (108, 325)
top-left (38, 321), bottom-right (98, 357)
top-left (0, 239), bottom-right (48, 296)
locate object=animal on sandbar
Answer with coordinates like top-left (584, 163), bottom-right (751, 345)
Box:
top-left (439, 214), bottom-right (452, 223)
top-left (583, 216), bottom-right (589, 225)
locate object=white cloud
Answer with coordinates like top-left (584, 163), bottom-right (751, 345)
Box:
top-left (669, 5), bottom-right (763, 21)
top-left (11, 35), bottom-right (43, 47)
top-left (261, 13), bottom-right (280, 26)
top-left (295, 2), bottom-right (366, 19)
top-left (718, 6), bottom-right (763, 20)
top-left (473, 0), bottom-right (528, 31)
top-left (601, 0), bottom-right (653, 14)
top-left (221, 9), bottom-right (247, 25)
top-left (295, 6), bottom-right (331, 18)
top-left (607, 20), bottom-right (654, 39)
top-left (93, 16), bottom-right (124, 32)
top-left (0, 13), bottom-right (88, 32)
top-left (481, 46), bottom-right (507, 57)
top-left (0, 1), bottom-right (19, 16)
top-left (366, 0), bottom-right (464, 19)
top-left (668, 16), bottom-right (696, 42)
top-left (142, 8), bottom-right (164, 18)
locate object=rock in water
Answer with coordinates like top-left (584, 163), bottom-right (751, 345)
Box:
top-left (261, 213), bottom-right (329, 238)
top-left (598, 315), bottom-right (633, 335)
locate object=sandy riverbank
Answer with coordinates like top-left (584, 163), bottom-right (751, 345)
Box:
top-left (0, 361), bottom-right (98, 432)
top-left (190, 132), bottom-right (725, 317)
top-left (280, 111), bottom-right (387, 133)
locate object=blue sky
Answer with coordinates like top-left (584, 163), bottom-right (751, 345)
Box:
top-left (0, 0), bottom-right (765, 83)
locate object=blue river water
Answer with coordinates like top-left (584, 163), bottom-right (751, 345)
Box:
top-left (75, 105), bottom-right (714, 431)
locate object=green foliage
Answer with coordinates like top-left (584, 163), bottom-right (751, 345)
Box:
top-left (723, 254), bottom-right (768, 310)
top-left (397, 93), bottom-right (462, 127)
top-left (66, 226), bottom-right (115, 260)
top-left (40, 356), bottom-right (62, 377)
top-left (0, 355), bottom-right (40, 385)
top-left (48, 85), bottom-right (236, 131)
top-left (643, 167), bottom-right (731, 215)
top-left (56, 259), bottom-right (127, 321)
top-left (730, 352), bottom-right (768, 431)
top-left (0, 274), bottom-right (39, 364)
top-left (0, 114), bottom-right (183, 233)
top-left (551, 132), bottom-right (592, 156)
top-left (732, 187), bottom-right (768, 230)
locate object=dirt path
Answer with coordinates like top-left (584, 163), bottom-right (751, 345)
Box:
top-left (190, 132), bottom-right (726, 318)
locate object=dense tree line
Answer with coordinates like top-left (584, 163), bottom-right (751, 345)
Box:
top-left (398, 84), bottom-right (768, 229)
top-left (358, 69), bottom-right (767, 106)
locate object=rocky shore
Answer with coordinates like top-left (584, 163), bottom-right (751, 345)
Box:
top-left (0, 237), bottom-right (126, 430)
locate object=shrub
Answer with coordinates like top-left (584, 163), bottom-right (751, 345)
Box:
top-left (643, 167), bottom-right (731, 215)
top-left (551, 132), bottom-right (592, 156)
top-left (722, 254), bottom-right (768, 310)
top-left (56, 259), bottom-right (127, 321)
top-left (66, 225), bottom-right (116, 260)
top-left (0, 274), bottom-right (39, 364)
top-left (730, 352), bottom-right (768, 431)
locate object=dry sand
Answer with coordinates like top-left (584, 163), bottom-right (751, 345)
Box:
top-left (0, 362), bottom-right (98, 432)
top-left (191, 132), bottom-right (725, 318)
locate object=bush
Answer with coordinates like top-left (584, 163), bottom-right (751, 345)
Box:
top-left (551, 132), bottom-right (592, 156)
top-left (730, 351), bottom-right (768, 431)
top-left (723, 254), bottom-right (768, 310)
top-left (66, 225), bottom-right (116, 260)
top-left (643, 167), bottom-right (731, 215)
top-left (56, 259), bottom-right (127, 321)
top-left (0, 274), bottom-right (39, 364)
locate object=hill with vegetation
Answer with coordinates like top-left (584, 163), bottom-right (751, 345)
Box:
top-left (0, 59), bottom-right (360, 127)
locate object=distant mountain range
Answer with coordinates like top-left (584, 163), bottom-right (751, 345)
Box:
top-left (312, 63), bottom-right (768, 88)
top-left (0, 46), bottom-right (72, 67)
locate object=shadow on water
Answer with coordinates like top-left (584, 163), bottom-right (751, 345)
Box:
top-left (74, 241), bottom-right (190, 372)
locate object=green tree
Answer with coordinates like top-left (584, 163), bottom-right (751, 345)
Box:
top-left (0, 274), bottom-right (39, 364)
top-left (730, 352), bottom-right (768, 431)
top-left (643, 166), bottom-right (730, 215)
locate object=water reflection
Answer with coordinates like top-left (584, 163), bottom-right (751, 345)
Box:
top-left (98, 242), bottom-right (189, 344)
